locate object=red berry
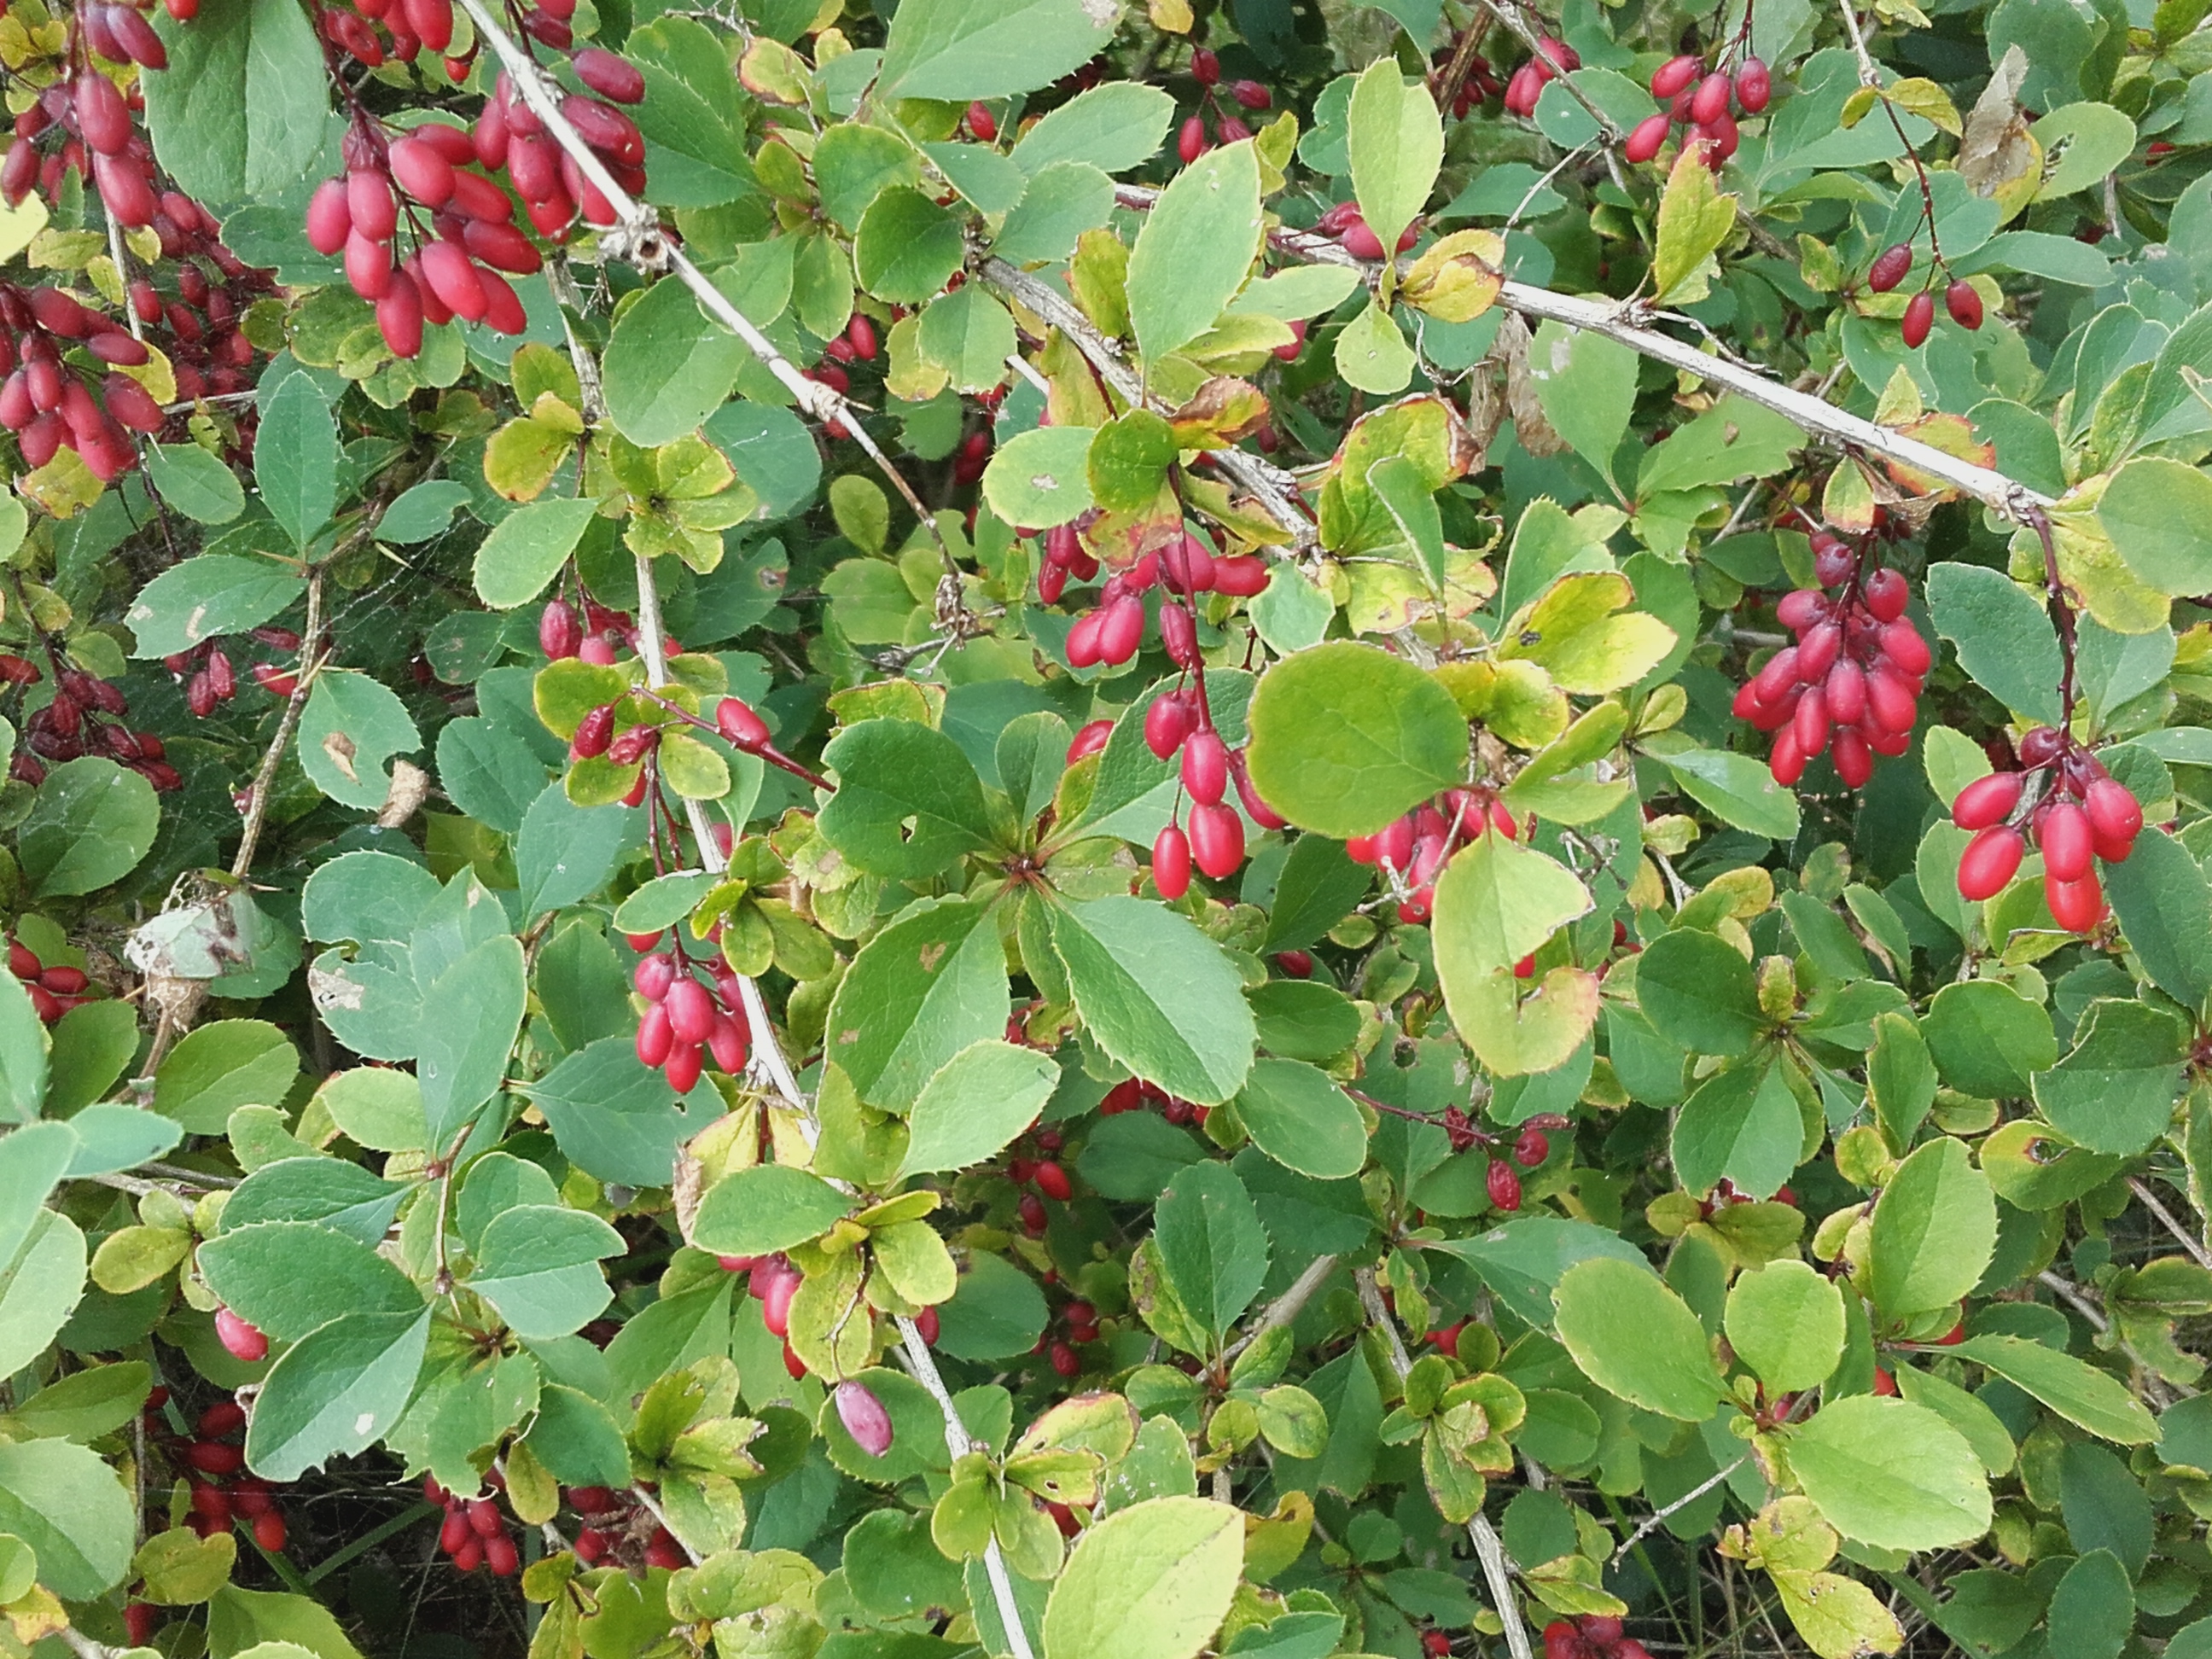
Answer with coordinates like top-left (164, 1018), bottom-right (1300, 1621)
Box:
top-left (835, 1379), bottom-right (895, 1456)
top-left (1178, 115), bottom-right (1207, 164)
top-left (715, 697), bottom-right (770, 749)
top-left (215, 1307), bottom-right (267, 1361)
top-left (1231, 79), bottom-right (1271, 108)
top-left (2037, 800), bottom-right (2094, 882)
top-left (1154, 823), bottom-right (1192, 899)
top-left (1880, 620), bottom-right (1932, 678)
top-left (1188, 800), bottom-right (1246, 878)
top-left (197, 1400), bottom-right (247, 1438)
top-left (1867, 243), bottom-right (1912, 293)
top-left (1902, 289), bottom-right (1936, 348)
top-left (2018, 725), bottom-right (2065, 767)
top-left (1861, 567), bottom-right (1908, 621)
top-left (1487, 1160), bottom-right (1522, 1212)
top-left (1958, 825), bottom-right (2025, 901)
top-left (1946, 278), bottom-right (1983, 330)
top-left (125, 1604), bottom-right (160, 1646)
top-left (2046, 870), bottom-right (2104, 933)
top-left (1833, 726), bottom-right (1875, 789)
top-left (1050, 1341), bottom-right (1080, 1377)
top-left (1019, 1191), bottom-right (1048, 1233)
top-left (484, 1531), bottom-right (519, 1575)
top-left (253, 1510), bottom-right (288, 1552)
top-left (1034, 1161), bottom-right (1072, 1202)
top-left (1650, 54), bottom-right (1703, 99)
top-left (2083, 777), bottom-right (2143, 848)
top-left (1733, 56), bottom-right (1771, 113)
top-left (1066, 717), bottom-right (1114, 765)
top-left (1952, 771), bottom-right (2023, 831)
top-left (1690, 71), bottom-right (1732, 125)
top-left (966, 101), bottom-right (997, 141)
top-left (1624, 113), bottom-right (1670, 163)
top-left (1513, 1127), bottom-right (1550, 1166)
top-left (1192, 46), bottom-right (1220, 84)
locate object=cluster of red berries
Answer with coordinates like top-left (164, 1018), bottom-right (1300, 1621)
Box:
top-left (1545, 1615), bottom-right (1654, 1659)
top-left (9, 655), bottom-right (181, 789)
top-left (425, 1476), bottom-right (521, 1576)
top-left (1006, 1126), bottom-right (1073, 1237)
top-left (717, 1252), bottom-right (937, 1384)
top-left (1098, 1073), bottom-right (1212, 1130)
top-left (2, 61), bottom-right (169, 246)
top-left (9, 936), bottom-right (101, 1023)
top-left (308, 48), bottom-right (646, 359)
top-left (1731, 531), bottom-right (1930, 789)
top-left (1429, 38), bottom-right (1507, 119)
top-left (807, 312), bottom-right (879, 437)
top-left (1625, 51), bottom-right (1771, 169)
top-left (1053, 527), bottom-right (1267, 672)
top-left (313, 0), bottom-right (467, 72)
top-left (1177, 49), bottom-right (1271, 161)
top-left (126, 196), bottom-right (276, 407)
top-left (1863, 242), bottom-right (1984, 348)
top-left (1500, 38), bottom-right (1580, 116)
top-left (148, 1394), bottom-right (292, 1552)
top-left (1950, 727), bottom-right (2143, 931)
top-left (1147, 604), bottom-right (1281, 895)
top-left (564, 1483), bottom-right (686, 1571)
top-left (631, 943), bottom-right (752, 1094)
top-left (1440, 1106), bottom-right (1562, 1212)
top-left (1315, 199), bottom-right (1421, 262)
top-left (1035, 1293), bottom-right (1100, 1380)
top-left (166, 626), bottom-right (301, 717)
top-left (0, 281), bottom-right (167, 482)
top-left (1348, 789), bottom-right (1524, 926)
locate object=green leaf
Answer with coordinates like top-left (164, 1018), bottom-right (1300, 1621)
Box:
top-left (1431, 831), bottom-right (1592, 986)
top-left (197, 1221), bottom-right (420, 1342)
top-left (415, 934), bottom-right (526, 1150)
top-left (1867, 1011), bottom-right (1937, 1148)
top-left (1724, 1260), bottom-right (1845, 1394)
top-left (900, 1039), bottom-right (1060, 1175)
top-left (1087, 410), bottom-right (1179, 514)
top-left (818, 719), bottom-right (992, 880)
top-left (0, 1437), bottom-right (134, 1598)
top-left (1672, 1059), bottom-right (1802, 1200)
top-left (1155, 1162), bottom-right (1270, 1342)
top-left (472, 498), bottom-right (602, 610)
top-left (1661, 747), bottom-right (1802, 840)
top-left (19, 758), bottom-right (159, 899)
top-left (0, 1209), bottom-right (86, 1378)
top-left (0, 975), bottom-right (49, 1125)
top-left (2098, 457), bottom-right (2212, 597)
top-left (1348, 60), bottom-right (1442, 256)
top-left (1528, 321), bottom-right (1637, 493)
top-left (143, 444), bottom-right (247, 526)
top-left (1633, 929), bottom-right (1765, 1057)
top-left (2047, 1550), bottom-right (2133, 1659)
top-left (812, 122), bottom-right (922, 229)
top-left (1787, 1396), bottom-right (1992, 1550)
top-left (1634, 397), bottom-right (1807, 498)
top-left (856, 189), bottom-right (968, 305)
top-left (2032, 997), bottom-right (2186, 1155)
top-left (297, 669), bottom-right (421, 811)
top-left (154, 1020), bottom-right (299, 1137)
top-left (1012, 84), bottom-right (1175, 174)
top-left (983, 426), bottom-right (1098, 529)
top-left (992, 160), bottom-right (1116, 265)
top-left (692, 1165), bottom-right (850, 1256)
top-left (916, 284), bottom-right (1019, 393)
top-left (255, 372), bottom-right (339, 550)
top-left (377, 480), bottom-right (472, 544)
top-left (143, 0), bottom-right (335, 209)
top-left (1126, 141), bottom-right (1263, 364)
top-left (827, 897), bottom-right (1009, 1111)
top-left (1425, 1214), bottom-right (1650, 1329)
top-left (1233, 1058), bottom-right (1368, 1180)
top-left (1244, 642), bottom-right (1469, 838)
top-left (1926, 562), bottom-right (2065, 725)
top-left (876, 0), bottom-right (1118, 102)
top-left (126, 553), bottom-right (300, 658)
top-left (525, 1038), bottom-right (708, 1188)
top-left (245, 1309), bottom-right (433, 1481)
top-left (1651, 147), bottom-right (1739, 304)
top-left (938, 1249), bottom-right (1049, 1360)
top-left (1867, 1137), bottom-right (1998, 1319)
top-left (2106, 828), bottom-right (2212, 1015)
top-left (1551, 1256), bottom-right (1726, 1420)
top-left (468, 1205), bottom-right (625, 1341)
top-left (1333, 299), bottom-right (1416, 397)
top-left (1922, 979), bottom-right (2056, 1099)
top-left (703, 401), bottom-right (821, 520)
top-left (1951, 1334), bottom-right (2159, 1443)
top-left (436, 718), bottom-right (546, 835)
top-left (1050, 897), bottom-right (1256, 1106)
top-left (1039, 1496), bottom-right (1244, 1659)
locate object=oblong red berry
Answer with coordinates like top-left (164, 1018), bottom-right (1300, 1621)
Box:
top-left (1153, 823), bottom-right (1191, 899)
top-left (1946, 278), bottom-right (1983, 330)
top-left (1625, 113), bottom-right (1670, 163)
top-left (1145, 690), bottom-right (1195, 760)
top-left (1733, 56), bottom-right (1771, 113)
top-left (1951, 770), bottom-right (2023, 831)
top-left (1188, 800), bottom-right (1245, 878)
top-left (1958, 824), bottom-right (2025, 900)
top-left (2046, 870), bottom-right (2104, 933)
top-left (1879, 620), bottom-right (1931, 678)
top-left (1650, 54), bottom-right (1703, 100)
top-left (1867, 243), bottom-right (1912, 294)
top-left (1690, 71), bottom-right (1732, 125)
top-left (1861, 567), bottom-right (1908, 621)
top-left (1902, 288), bottom-right (1936, 348)
top-left (1181, 727), bottom-right (1227, 806)
top-left (2038, 799), bottom-right (2094, 882)
top-left (574, 48), bottom-right (645, 104)
top-left (2084, 777), bottom-right (2143, 847)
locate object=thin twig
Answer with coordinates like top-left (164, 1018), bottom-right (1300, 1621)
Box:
top-left (2129, 1178), bottom-right (2212, 1272)
top-left (1108, 186), bottom-right (2050, 524)
top-left (230, 570), bottom-right (325, 882)
top-left (1353, 1268), bottom-right (1534, 1659)
top-left (1611, 1455), bottom-right (1749, 1563)
top-left (895, 1316), bottom-right (1039, 1659)
top-left (1223, 1254), bottom-right (1338, 1360)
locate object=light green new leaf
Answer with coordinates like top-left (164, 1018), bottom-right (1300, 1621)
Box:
top-left (1867, 1137), bottom-right (1997, 1319)
top-left (1725, 1260), bottom-right (1846, 1394)
top-left (1551, 1256), bottom-right (1726, 1420)
top-left (2098, 457), bottom-right (2212, 598)
top-left (901, 1040), bottom-right (1061, 1176)
top-left (1651, 146), bottom-right (1739, 303)
top-left (1333, 299), bottom-right (1416, 396)
top-left (473, 498), bottom-right (602, 610)
top-left (877, 0), bottom-right (1119, 102)
top-left (1952, 1334), bottom-right (2158, 1444)
top-left (982, 424), bottom-right (1097, 528)
top-left (0, 1437), bottom-right (135, 1598)
top-left (1040, 1496), bottom-right (1243, 1659)
top-left (1348, 60), bottom-right (1443, 255)
top-left (1126, 142), bottom-right (1263, 364)
top-left (1788, 1396), bottom-right (1993, 1550)
top-left (1244, 642), bottom-right (1468, 838)
top-left (691, 1165), bottom-right (851, 1256)
top-left (1430, 831), bottom-right (1592, 982)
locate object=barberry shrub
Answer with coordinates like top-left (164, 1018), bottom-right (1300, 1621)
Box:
top-left (3, 0), bottom-right (2212, 1653)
